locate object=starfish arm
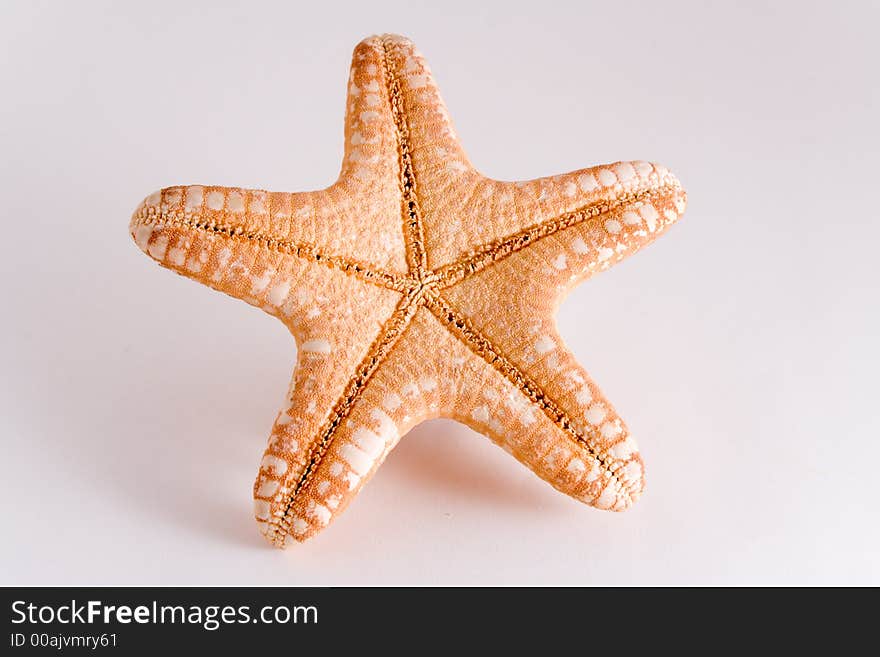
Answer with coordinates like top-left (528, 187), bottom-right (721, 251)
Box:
top-left (331, 36), bottom-right (420, 272)
top-left (256, 294), bottom-right (434, 546)
top-left (130, 186), bottom-right (410, 316)
top-left (424, 292), bottom-right (644, 510)
top-left (365, 34), bottom-right (486, 270)
top-left (436, 161), bottom-right (687, 296)
top-left (249, 282), bottom-right (408, 546)
top-left (376, 35), bottom-right (473, 193)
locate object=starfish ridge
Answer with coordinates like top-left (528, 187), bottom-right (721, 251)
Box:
top-left (130, 34), bottom-right (687, 547)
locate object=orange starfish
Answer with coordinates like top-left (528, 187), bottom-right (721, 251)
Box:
top-left (130, 34), bottom-right (687, 547)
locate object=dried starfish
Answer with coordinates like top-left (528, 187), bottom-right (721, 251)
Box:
top-left (130, 34), bottom-right (687, 547)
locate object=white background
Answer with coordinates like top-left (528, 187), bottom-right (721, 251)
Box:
top-left (2, 1), bottom-right (877, 585)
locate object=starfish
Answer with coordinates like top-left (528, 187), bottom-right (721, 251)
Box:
top-left (130, 34), bottom-right (687, 547)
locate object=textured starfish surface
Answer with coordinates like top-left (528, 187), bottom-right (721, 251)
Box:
top-left (130, 34), bottom-right (687, 547)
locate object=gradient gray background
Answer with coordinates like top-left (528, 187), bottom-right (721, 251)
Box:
top-left (2, 1), bottom-right (877, 585)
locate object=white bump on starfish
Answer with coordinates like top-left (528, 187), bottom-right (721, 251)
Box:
top-left (567, 370), bottom-right (585, 385)
top-left (613, 162), bottom-right (636, 183)
top-left (345, 471), bottom-right (360, 490)
top-left (552, 254), bottom-right (567, 270)
top-left (353, 426), bottom-right (384, 458)
top-left (382, 392), bottom-right (402, 412)
top-left (419, 378), bottom-right (438, 393)
top-left (250, 271), bottom-right (273, 295)
top-left (216, 247), bottom-right (232, 270)
top-left (598, 168), bottom-right (618, 187)
top-left (542, 446), bottom-right (568, 470)
top-left (254, 499), bottom-right (270, 520)
top-left (595, 481), bottom-right (619, 509)
top-left (329, 461), bottom-right (343, 477)
top-left (168, 244), bottom-right (186, 266)
top-left (570, 236), bottom-right (590, 255)
top-left (301, 339), bottom-right (332, 354)
top-left (185, 186), bottom-right (203, 209)
top-left (534, 335), bottom-right (556, 354)
top-left (612, 436), bottom-right (638, 460)
top-left (287, 437), bottom-right (301, 453)
top-left (585, 402), bottom-right (608, 426)
top-left (407, 73), bottom-right (429, 88)
top-left (249, 194), bottom-right (268, 214)
top-left (257, 479), bottom-right (279, 497)
top-left (622, 210), bottom-right (642, 226)
top-left (601, 421), bottom-right (622, 439)
top-left (229, 258), bottom-right (249, 276)
top-left (471, 405), bottom-right (490, 423)
top-left (519, 407), bottom-right (537, 426)
top-left (186, 254), bottom-right (202, 273)
top-left (634, 160), bottom-right (654, 177)
top-left (624, 460), bottom-right (642, 482)
top-left (347, 149), bottom-right (378, 164)
top-left (227, 191), bottom-right (245, 213)
top-left (639, 204), bottom-right (659, 231)
top-left (403, 55), bottom-right (422, 73)
top-left (148, 234), bottom-right (168, 261)
top-left (206, 190), bottom-right (224, 210)
top-left (604, 218), bottom-right (622, 234)
top-left (133, 224), bottom-right (152, 250)
top-left (369, 409), bottom-right (397, 444)
top-left (268, 281), bottom-right (290, 307)
top-left (576, 385), bottom-right (593, 405)
top-left (500, 388), bottom-right (538, 426)
top-left (260, 454), bottom-right (288, 476)
top-left (585, 460), bottom-right (600, 483)
top-left (578, 173), bottom-right (599, 192)
top-left (339, 443), bottom-right (372, 476)
top-left (567, 458), bottom-right (587, 476)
